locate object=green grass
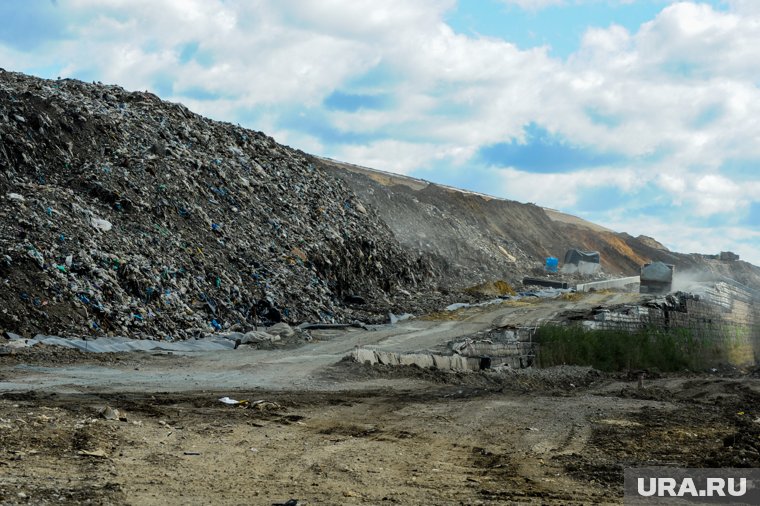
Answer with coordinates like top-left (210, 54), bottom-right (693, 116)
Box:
top-left (535, 324), bottom-right (745, 372)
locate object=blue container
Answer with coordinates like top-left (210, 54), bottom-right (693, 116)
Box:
top-left (545, 256), bottom-right (559, 273)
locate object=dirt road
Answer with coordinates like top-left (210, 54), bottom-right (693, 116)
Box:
top-left (2, 292), bottom-right (757, 505)
top-left (1, 292), bottom-right (637, 394)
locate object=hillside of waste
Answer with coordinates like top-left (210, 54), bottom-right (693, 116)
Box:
top-left (320, 158), bottom-right (760, 291)
top-left (0, 70), bottom-right (439, 339)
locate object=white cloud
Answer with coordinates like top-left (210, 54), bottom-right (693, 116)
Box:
top-left (45, 1), bottom-right (387, 107)
top-left (11, 0), bottom-right (759, 169)
top-left (496, 164), bottom-right (760, 231)
top-left (496, 166), bottom-right (643, 208)
top-left (599, 215), bottom-right (760, 267)
top-left (498, 0), bottom-right (565, 11)
top-left (274, 0), bottom-right (455, 39)
top-left (498, 0), bottom-right (656, 12)
top-left (657, 173), bottom-right (686, 196)
top-left (693, 174), bottom-right (743, 216)
top-left (330, 140), bottom-right (465, 175)
top-left (725, 0), bottom-right (760, 15)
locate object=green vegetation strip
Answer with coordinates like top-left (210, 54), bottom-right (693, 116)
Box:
top-left (536, 324), bottom-right (751, 372)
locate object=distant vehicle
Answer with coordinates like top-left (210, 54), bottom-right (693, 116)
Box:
top-left (639, 262), bottom-right (674, 295)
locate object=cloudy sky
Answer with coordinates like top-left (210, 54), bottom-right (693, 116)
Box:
top-left (2, 0), bottom-right (759, 264)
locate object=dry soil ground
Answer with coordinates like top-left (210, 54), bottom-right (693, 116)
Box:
top-left (1, 295), bottom-right (759, 505)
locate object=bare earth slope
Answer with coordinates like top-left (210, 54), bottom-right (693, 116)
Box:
top-left (319, 157), bottom-right (760, 290)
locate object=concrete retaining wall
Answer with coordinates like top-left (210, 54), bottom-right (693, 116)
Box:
top-left (350, 348), bottom-right (482, 371)
top-left (451, 327), bottom-right (537, 368)
top-left (349, 326), bottom-right (538, 372)
top-left (576, 276), bottom-right (640, 293)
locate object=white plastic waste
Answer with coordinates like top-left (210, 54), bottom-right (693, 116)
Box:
top-left (90, 217), bottom-right (113, 232)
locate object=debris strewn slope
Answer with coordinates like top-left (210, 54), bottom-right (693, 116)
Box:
top-left (320, 158), bottom-right (760, 290)
top-left (0, 71), bottom-right (436, 338)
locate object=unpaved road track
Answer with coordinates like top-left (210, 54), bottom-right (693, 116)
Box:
top-left (2, 292), bottom-right (755, 505)
top-left (1, 292), bottom-right (637, 394)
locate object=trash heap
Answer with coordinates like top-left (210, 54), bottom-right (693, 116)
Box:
top-left (0, 70), bottom-right (438, 339)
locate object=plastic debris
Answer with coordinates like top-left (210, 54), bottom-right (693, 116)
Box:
top-left (98, 406), bottom-right (128, 421)
top-left (389, 312), bottom-right (414, 324)
top-left (0, 70), bottom-right (439, 341)
top-left (77, 449), bottom-right (108, 458)
top-left (218, 396), bottom-right (247, 406)
top-left (272, 499), bottom-right (300, 506)
top-left (90, 217), bottom-right (113, 232)
top-left (251, 400), bottom-right (281, 411)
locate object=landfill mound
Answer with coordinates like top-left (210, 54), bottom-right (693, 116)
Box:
top-left (0, 70), bottom-right (439, 339)
top-left (321, 158), bottom-right (760, 290)
top-left (318, 157), bottom-right (564, 287)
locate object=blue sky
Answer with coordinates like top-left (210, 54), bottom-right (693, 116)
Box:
top-left (2, 0), bottom-right (760, 265)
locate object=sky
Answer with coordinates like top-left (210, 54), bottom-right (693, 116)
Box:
top-left (2, 0), bottom-right (760, 265)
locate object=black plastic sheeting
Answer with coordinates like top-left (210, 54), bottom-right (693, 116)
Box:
top-left (563, 249), bottom-right (601, 265)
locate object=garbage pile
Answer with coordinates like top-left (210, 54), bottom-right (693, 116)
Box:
top-left (0, 70), bottom-right (439, 339)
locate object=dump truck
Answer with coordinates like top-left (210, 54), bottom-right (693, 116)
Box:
top-left (639, 262), bottom-right (674, 295)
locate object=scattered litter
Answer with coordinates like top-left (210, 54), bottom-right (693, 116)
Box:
top-left (218, 397), bottom-right (281, 410)
top-left (90, 217), bottom-right (113, 232)
top-left (98, 406), bottom-right (127, 422)
top-left (266, 322), bottom-right (296, 338)
top-left (77, 449), bottom-right (108, 458)
top-left (445, 299), bottom-right (507, 312)
top-left (251, 400), bottom-right (281, 411)
top-left (218, 396), bottom-right (247, 406)
top-left (389, 312), bottom-right (414, 324)
top-left (272, 499), bottom-right (300, 506)
top-left (237, 330), bottom-right (280, 344)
